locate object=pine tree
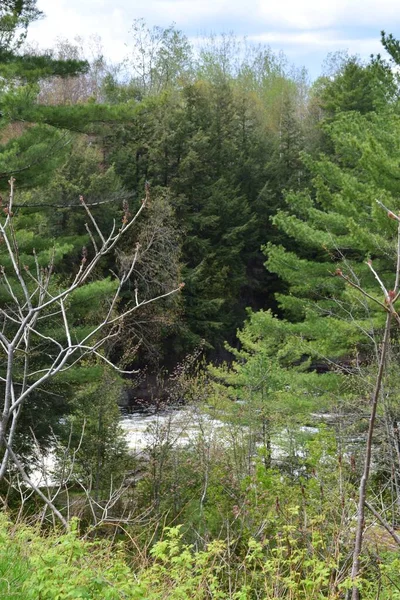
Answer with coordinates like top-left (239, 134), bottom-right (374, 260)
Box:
top-left (0, 0), bottom-right (42, 53)
top-left (209, 29), bottom-right (400, 467)
top-left (214, 74), bottom-right (400, 524)
top-left (0, 6), bottom-right (157, 464)
top-left (107, 76), bottom-right (284, 354)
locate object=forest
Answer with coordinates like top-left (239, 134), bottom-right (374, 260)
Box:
top-left (1, 1), bottom-right (400, 598)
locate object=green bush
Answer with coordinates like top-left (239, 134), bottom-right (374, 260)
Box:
top-left (0, 483), bottom-right (399, 600)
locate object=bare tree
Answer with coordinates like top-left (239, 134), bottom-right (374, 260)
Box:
top-left (338, 202), bottom-right (400, 600)
top-left (0, 178), bottom-right (182, 525)
top-left (36, 35), bottom-right (110, 105)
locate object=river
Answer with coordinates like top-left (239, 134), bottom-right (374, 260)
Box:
top-left (30, 403), bottom-right (322, 486)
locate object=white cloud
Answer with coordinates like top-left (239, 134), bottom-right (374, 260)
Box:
top-left (27, 0), bottom-right (130, 62)
top-left (257, 0), bottom-right (399, 30)
top-left (25, 0), bottom-right (400, 74)
top-left (249, 31), bottom-right (382, 56)
top-left (145, 0), bottom-right (232, 22)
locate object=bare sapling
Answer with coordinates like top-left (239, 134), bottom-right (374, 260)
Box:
top-left (337, 201), bottom-right (400, 600)
top-left (0, 178), bottom-right (182, 527)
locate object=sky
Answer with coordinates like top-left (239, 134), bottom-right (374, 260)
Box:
top-left (26, 0), bottom-right (400, 79)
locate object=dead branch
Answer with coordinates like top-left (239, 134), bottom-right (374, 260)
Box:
top-left (0, 179), bottom-right (182, 527)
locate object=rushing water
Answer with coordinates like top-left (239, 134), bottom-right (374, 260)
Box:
top-left (29, 404), bottom-right (322, 486)
top-left (29, 405), bottom-right (225, 485)
top-left (119, 404), bottom-right (320, 462)
top-left (120, 405), bottom-right (226, 453)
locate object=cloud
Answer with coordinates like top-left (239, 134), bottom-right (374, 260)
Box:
top-left (28, 0), bottom-right (130, 62)
top-left (257, 0), bottom-right (400, 30)
top-left (249, 31), bottom-right (383, 56)
top-left (26, 0), bottom-right (399, 76)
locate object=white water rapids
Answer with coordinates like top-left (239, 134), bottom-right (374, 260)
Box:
top-left (29, 404), bottom-right (322, 486)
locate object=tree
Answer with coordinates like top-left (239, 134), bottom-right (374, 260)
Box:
top-left (205, 33), bottom-right (400, 593)
top-left (305, 48), bottom-right (397, 158)
top-left (0, 8), bottom-right (184, 485)
top-left (123, 19), bottom-right (193, 98)
top-left (338, 213), bottom-right (400, 600)
top-left (235, 107), bottom-right (400, 595)
top-left (0, 179), bottom-right (181, 526)
top-left (107, 77), bottom-right (277, 354)
top-left (102, 26), bottom-right (311, 357)
top-left (0, 0), bottom-right (42, 53)
top-left (1, 139), bottom-right (128, 460)
top-left (318, 58), bottom-right (382, 116)
top-left (62, 365), bottom-right (131, 501)
top-left (0, 3), bottom-right (89, 192)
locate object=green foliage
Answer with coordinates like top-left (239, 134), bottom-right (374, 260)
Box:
top-left (59, 367), bottom-right (130, 498)
top-left (107, 74), bottom-right (297, 352)
top-left (0, 138), bottom-right (129, 458)
top-left (97, 23), bottom-right (315, 355)
top-left (0, 1), bottom-right (42, 53)
top-left (0, 516), bottom-right (141, 599)
top-left (2, 426), bottom-right (398, 600)
top-left (2, 20), bottom-right (400, 597)
top-left (317, 58), bottom-right (390, 116)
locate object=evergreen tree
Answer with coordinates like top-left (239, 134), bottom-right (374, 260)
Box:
top-left (215, 94), bottom-right (400, 510)
top-left (61, 366), bottom-right (130, 499)
top-left (101, 25), bottom-right (313, 357)
top-left (319, 58), bottom-right (381, 116)
top-left (0, 144), bottom-right (127, 462)
top-left (107, 76), bottom-right (290, 354)
top-left (264, 107), bottom-right (400, 377)
top-left (0, 0), bottom-right (42, 53)
top-left (0, 8), bottom-right (144, 464)
top-left (0, 2), bottom-right (88, 190)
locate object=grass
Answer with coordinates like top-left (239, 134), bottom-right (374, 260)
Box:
top-left (0, 543), bottom-right (29, 599)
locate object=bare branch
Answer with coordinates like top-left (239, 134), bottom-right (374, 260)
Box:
top-left (0, 179), bottom-right (181, 532)
top-left (5, 443), bottom-right (69, 529)
top-left (365, 500), bottom-right (400, 547)
top-left (80, 195), bottom-right (106, 245)
top-left (335, 270), bottom-right (388, 311)
top-left (366, 259), bottom-right (389, 301)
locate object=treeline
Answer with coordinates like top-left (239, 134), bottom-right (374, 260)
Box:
top-left (4, 16), bottom-right (395, 366)
top-left (27, 24), bottom-right (399, 365)
top-left (10, 22), bottom-right (326, 358)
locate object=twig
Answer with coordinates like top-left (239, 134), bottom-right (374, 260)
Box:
top-left (364, 501), bottom-right (400, 547)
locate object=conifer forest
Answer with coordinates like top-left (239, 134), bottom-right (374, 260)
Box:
top-left (2, 2), bottom-right (400, 598)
